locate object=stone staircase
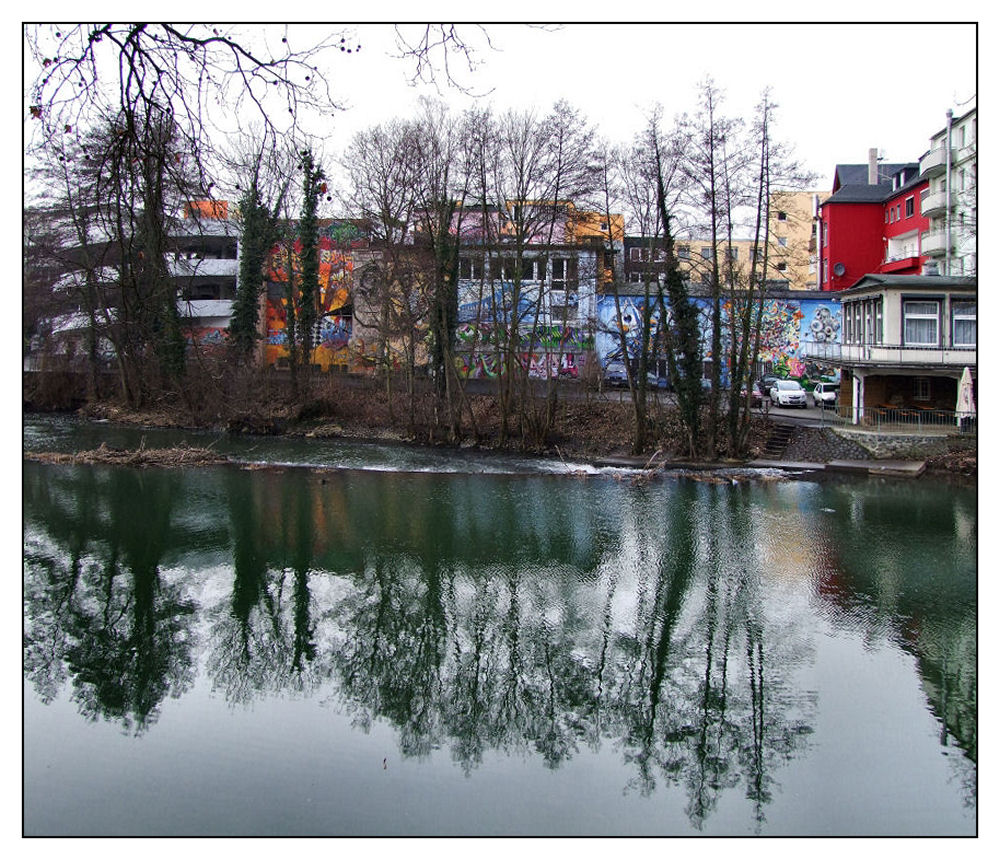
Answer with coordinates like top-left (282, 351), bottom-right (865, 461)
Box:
top-left (762, 423), bottom-right (795, 459)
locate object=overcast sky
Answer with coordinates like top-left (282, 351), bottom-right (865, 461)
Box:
top-left (306, 22), bottom-right (977, 192)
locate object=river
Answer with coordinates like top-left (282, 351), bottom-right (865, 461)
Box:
top-left (22, 415), bottom-right (976, 836)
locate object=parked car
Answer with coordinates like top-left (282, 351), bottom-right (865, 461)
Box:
top-left (759, 375), bottom-right (779, 396)
top-left (770, 379), bottom-right (808, 408)
top-left (812, 381), bottom-right (840, 409)
top-left (741, 385), bottom-right (763, 407)
top-left (646, 372), bottom-right (670, 390)
top-left (604, 361), bottom-right (628, 387)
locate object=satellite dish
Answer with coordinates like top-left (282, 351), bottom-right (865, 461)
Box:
top-left (833, 262), bottom-right (846, 277)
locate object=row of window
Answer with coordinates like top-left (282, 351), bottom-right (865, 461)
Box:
top-left (903, 299), bottom-right (975, 348)
top-left (629, 245), bottom-right (753, 263)
top-left (843, 297), bottom-right (976, 348)
top-left (459, 256), bottom-right (578, 285)
top-left (885, 197), bottom-right (916, 224)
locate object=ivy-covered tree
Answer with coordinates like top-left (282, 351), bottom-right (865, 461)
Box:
top-left (297, 148), bottom-right (325, 376)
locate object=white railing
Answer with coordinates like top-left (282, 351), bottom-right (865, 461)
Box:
top-left (168, 257), bottom-right (238, 277)
top-left (920, 230), bottom-right (950, 256)
top-left (820, 404), bottom-right (976, 435)
top-left (919, 147), bottom-right (954, 176)
top-left (801, 342), bottom-right (975, 367)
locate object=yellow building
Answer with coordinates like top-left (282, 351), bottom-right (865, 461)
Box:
top-left (626, 191), bottom-right (828, 291)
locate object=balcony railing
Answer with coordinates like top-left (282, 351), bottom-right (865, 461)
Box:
top-left (919, 146), bottom-right (955, 177)
top-left (818, 404), bottom-right (976, 436)
top-left (801, 341), bottom-right (976, 367)
top-left (920, 229), bottom-right (951, 257)
top-left (168, 257), bottom-right (239, 278)
top-left (920, 188), bottom-right (954, 217)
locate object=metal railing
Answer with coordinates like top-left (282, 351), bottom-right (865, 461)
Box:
top-left (800, 342), bottom-right (976, 367)
top-left (818, 404), bottom-right (977, 435)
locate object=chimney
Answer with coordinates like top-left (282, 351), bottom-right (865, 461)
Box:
top-left (868, 148), bottom-right (879, 184)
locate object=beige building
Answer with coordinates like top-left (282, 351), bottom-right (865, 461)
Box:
top-left (626, 190), bottom-right (829, 291)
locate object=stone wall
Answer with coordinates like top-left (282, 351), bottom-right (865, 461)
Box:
top-left (782, 426), bottom-right (873, 462)
top-left (780, 425), bottom-right (977, 462)
top-left (830, 428), bottom-right (977, 460)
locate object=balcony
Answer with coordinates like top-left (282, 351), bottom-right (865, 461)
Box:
top-left (801, 341), bottom-right (975, 368)
top-left (168, 257), bottom-right (239, 278)
top-left (178, 299), bottom-right (235, 320)
top-left (879, 255), bottom-right (921, 274)
top-left (920, 229), bottom-right (951, 257)
top-left (919, 146), bottom-right (955, 178)
top-left (920, 188), bottom-right (954, 217)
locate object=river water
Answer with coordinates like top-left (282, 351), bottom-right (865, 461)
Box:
top-left (22, 416), bottom-right (976, 836)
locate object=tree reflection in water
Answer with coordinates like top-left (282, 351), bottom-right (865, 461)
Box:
top-left (23, 461), bottom-right (974, 827)
top-left (23, 465), bottom-right (198, 734)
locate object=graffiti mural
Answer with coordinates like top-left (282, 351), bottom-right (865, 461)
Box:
top-left (454, 322), bottom-right (594, 379)
top-left (184, 326), bottom-right (228, 354)
top-left (264, 228), bottom-right (357, 370)
top-left (596, 292), bottom-right (842, 384)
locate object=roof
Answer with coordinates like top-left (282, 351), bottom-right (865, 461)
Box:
top-left (823, 165), bottom-right (924, 206)
top-left (833, 162), bottom-right (912, 191)
top-left (838, 274), bottom-right (977, 296)
top-left (928, 104), bottom-right (977, 142)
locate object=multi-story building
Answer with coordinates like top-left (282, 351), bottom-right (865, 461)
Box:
top-left (801, 273), bottom-right (976, 422)
top-left (919, 104), bottom-right (977, 277)
top-left (451, 201), bottom-right (623, 379)
top-left (817, 152), bottom-right (929, 291)
top-left (622, 191), bottom-right (824, 292)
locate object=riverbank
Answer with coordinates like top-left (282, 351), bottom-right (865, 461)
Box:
top-left (25, 371), bottom-right (974, 481)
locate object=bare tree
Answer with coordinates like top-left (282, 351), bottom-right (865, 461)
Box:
top-left (680, 78), bottom-right (745, 458)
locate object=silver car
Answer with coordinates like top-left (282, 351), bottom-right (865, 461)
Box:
top-left (812, 382), bottom-right (839, 409)
top-left (770, 379), bottom-right (808, 408)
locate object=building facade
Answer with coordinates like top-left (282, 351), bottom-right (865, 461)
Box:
top-left (800, 273), bottom-right (976, 422)
top-left (918, 104), bottom-right (977, 277)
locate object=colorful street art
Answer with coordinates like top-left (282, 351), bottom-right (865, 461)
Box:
top-left (595, 293), bottom-right (842, 384)
top-left (454, 322), bottom-right (595, 379)
top-left (594, 296), bottom-right (664, 364)
top-left (264, 229), bottom-right (356, 370)
top-left (184, 326), bottom-right (228, 353)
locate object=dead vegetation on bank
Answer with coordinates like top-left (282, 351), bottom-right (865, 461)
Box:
top-left (66, 373), bottom-right (772, 464)
top-left (25, 441), bottom-right (230, 468)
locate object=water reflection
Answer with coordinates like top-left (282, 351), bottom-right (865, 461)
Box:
top-left (23, 461), bottom-right (976, 828)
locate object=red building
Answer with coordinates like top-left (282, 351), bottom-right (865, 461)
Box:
top-left (818, 150), bottom-right (930, 291)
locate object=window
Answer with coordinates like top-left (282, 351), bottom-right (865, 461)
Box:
top-left (727, 247), bottom-right (738, 260)
top-left (903, 300), bottom-right (939, 346)
top-left (551, 257), bottom-right (578, 289)
top-left (845, 303), bottom-right (854, 343)
top-left (776, 262), bottom-right (787, 272)
top-left (677, 245), bottom-right (690, 260)
top-left (654, 248), bottom-right (666, 262)
top-left (460, 257), bottom-right (483, 280)
top-left (501, 257), bottom-right (516, 281)
top-left (701, 247), bottom-right (712, 259)
top-left (777, 211), bottom-right (787, 221)
top-left (897, 205), bottom-right (901, 220)
top-left (889, 208), bottom-right (895, 223)
top-left (520, 258), bottom-right (545, 281)
top-left (913, 378), bottom-right (931, 401)
top-left (952, 300), bottom-right (976, 347)
top-left (778, 237), bottom-right (788, 247)
top-left (885, 209), bottom-right (890, 224)
top-left (600, 221), bottom-right (608, 231)
top-left (905, 197), bottom-right (914, 217)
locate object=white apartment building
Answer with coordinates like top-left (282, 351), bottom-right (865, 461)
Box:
top-left (918, 102), bottom-right (977, 277)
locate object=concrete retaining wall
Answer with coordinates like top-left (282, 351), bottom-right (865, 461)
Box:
top-left (830, 428), bottom-right (977, 460)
